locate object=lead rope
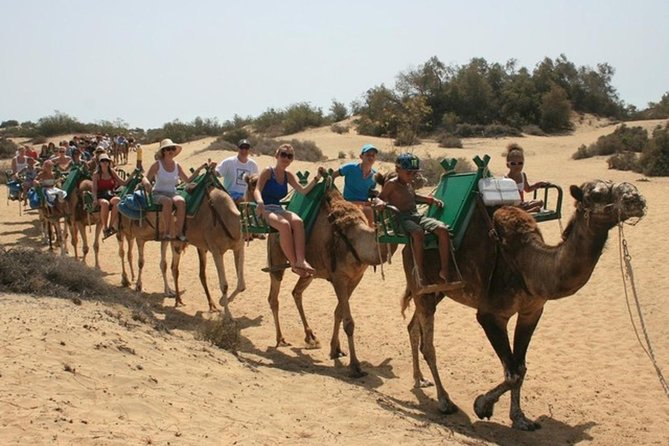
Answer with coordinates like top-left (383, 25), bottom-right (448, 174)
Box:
top-left (374, 225), bottom-right (385, 280)
top-left (618, 220), bottom-right (669, 398)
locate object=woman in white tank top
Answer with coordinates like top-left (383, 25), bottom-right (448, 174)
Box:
top-left (144, 139), bottom-right (205, 242)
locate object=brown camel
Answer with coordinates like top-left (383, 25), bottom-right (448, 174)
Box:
top-left (245, 175), bottom-right (395, 377)
top-left (170, 184), bottom-right (245, 314)
top-left (397, 179), bottom-right (646, 430)
top-left (117, 211), bottom-right (175, 296)
top-left (66, 179), bottom-right (105, 267)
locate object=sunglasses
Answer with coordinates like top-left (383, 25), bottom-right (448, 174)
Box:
top-left (279, 152), bottom-right (294, 160)
top-left (163, 147), bottom-right (177, 152)
top-left (239, 145), bottom-right (250, 150)
top-left (508, 161), bottom-right (523, 166)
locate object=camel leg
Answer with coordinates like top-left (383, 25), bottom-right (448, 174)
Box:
top-left (507, 309), bottom-right (543, 431)
top-left (415, 294), bottom-right (458, 414)
top-left (332, 277), bottom-right (365, 378)
top-left (474, 310), bottom-right (542, 430)
top-left (69, 220), bottom-right (80, 261)
top-left (135, 239), bottom-right (145, 292)
top-left (119, 233), bottom-right (133, 287)
top-left (92, 223), bottom-right (102, 269)
top-left (291, 275), bottom-right (318, 348)
top-left (160, 241), bottom-right (174, 296)
top-left (329, 302), bottom-right (346, 359)
top-left (408, 308), bottom-right (432, 388)
top-left (196, 248), bottom-right (219, 312)
top-left (171, 242), bottom-right (186, 307)
top-left (56, 221), bottom-right (67, 256)
top-left (231, 243), bottom-right (246, 297)
top-left (211, 250), bottom-right (232, 318)
top-left (268, 270), bottom-right (289, 347)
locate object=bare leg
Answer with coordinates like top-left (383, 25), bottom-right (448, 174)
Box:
top-left (435, 227), bottom-right (451, 281)
top-left (109, 196), bottom-right (121, 230)
top-left (99, 199), bottom-right (110, 230)
top-left (173, 196), bottom-right (186, 238)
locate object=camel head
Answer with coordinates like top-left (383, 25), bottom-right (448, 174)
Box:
top-left (243, 173), bottom-right (258, 202)
top-left (570, 180), bottom-right (646, 226)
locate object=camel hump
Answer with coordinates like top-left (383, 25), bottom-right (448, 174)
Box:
top-left (492, 206), bottom-right (540, 245)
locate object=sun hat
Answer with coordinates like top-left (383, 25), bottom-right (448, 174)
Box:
top-left (95, 146), bottom-right (106, 153)
top-left (155, 138), bottom-right (182, 159)
top-left (360, 144), bottom-right (378, 155)
top-left (98, 153), bottom-right (111, 162)
top-left (237, 139), bottom-right (251, 149)
top-left (396, 153), bottom-right (422, 171)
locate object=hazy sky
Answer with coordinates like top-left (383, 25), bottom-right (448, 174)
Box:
top-left (2, 0), bottom-right (667, 129)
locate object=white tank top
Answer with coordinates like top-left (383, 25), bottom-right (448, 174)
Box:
top-left (153, 160), bottom-right (179, 194)
top-left (14, 156), bottom-right (28, 173)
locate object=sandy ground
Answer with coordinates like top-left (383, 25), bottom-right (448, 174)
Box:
top-left (1, 118), bottom-right (668, 445)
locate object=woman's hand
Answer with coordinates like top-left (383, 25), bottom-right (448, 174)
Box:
top-left (431, 197), bottom-right (444, 208)
top-left (255, 202), bottom-right (265, 217)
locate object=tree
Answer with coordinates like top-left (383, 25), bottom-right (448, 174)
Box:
top-left (328, 100), bottom-right (348, 122)
top-left (540, 84), bottom-right (572, 132)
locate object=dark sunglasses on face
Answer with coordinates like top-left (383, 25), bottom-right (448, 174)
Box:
top-left (163, 147), bottom-right (177, 152)
top-left (279, 152), bottom-right (294, 160)
top-left (508, 161), bottom-right (523, 166)
top-left (239, 145), bottom-right (250, 150)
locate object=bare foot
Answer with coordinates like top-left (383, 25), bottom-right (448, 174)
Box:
top-left (291, 266), bottom-right (312, 278)
top-left (294, 261), bottom-right (316, 275)
top-left (439, 270), bottom-right (448, 281)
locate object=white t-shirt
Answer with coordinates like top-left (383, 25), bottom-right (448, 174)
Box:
top-left (215, 156), bottom-right (259, 196)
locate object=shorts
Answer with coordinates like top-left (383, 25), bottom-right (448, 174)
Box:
top-left (263, 204), bottom-right (288, 215)
top-left (399, 211), bottom-right (448, 234)
top-left (153, 190), bottom-right (177, 200)
top-left (228, 191), bottom-right (245, 201)
top-left (97, 190), bottom-right (115, 201)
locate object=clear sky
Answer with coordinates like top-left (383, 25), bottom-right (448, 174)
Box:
top-left (2, 0), bottom-right (667, 129)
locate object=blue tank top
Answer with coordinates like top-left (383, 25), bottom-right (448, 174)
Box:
top-left (261, 168), bottom-right (288, 205)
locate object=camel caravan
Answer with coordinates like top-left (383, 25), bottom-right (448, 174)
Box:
top-left (2, 136), bottom-right (647, 431)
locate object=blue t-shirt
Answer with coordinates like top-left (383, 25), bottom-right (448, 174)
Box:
top-left (339, 162), bottom-right (377, 202)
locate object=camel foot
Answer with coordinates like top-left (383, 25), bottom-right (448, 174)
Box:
top-left (474, 394), bottom-right (495, 420)
top-left (208, 304), bottom-right (220, 313)
top-left (414, 378), bottom-right (434, 388)
top-left (276, 338), bottom-right (291, 348)
top-left (511, 413), bottom-right (541, 431)
top-left (135, 283), bottom-right (143, 292)
top-left (330, 348), bottom-right (347, 359)
top-left (175, 299), bottom-right (186, 308)
top-left (164, 288), bottom-right (175, 297)
top-left (121, 276), bottom-right (130, 287)
top-left (348, 365), bottom-right (367, 379)
top-left (304, 331), bottom-right (320, 349)
top-left (437, 397), bottom-right (459, 415)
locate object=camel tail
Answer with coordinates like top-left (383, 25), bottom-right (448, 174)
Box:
top-left (400, 287), bottom-right (413, 319)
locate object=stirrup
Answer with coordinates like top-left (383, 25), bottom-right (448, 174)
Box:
top-left (415, 281), bottom-right (464, 295)
top-left (261, 263), bottom-right (291, 273)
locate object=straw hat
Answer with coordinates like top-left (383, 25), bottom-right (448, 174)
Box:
top-left (155, 138), bottom-right (182, 160)
top-left (98, 153), bottom-right (111, 162)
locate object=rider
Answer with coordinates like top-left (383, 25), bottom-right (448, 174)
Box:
top-left (215, 138), bottom-right (259, 203)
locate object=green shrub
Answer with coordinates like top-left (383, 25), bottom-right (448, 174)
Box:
top-left (436, 133), bottom-right (463, 148)
top-left (607, 152), bottom-right (640, 171)
top-left (522, 124), bottom-right (546, 136)
top-left (1, 120), bottom-right (19, 128)
top-left (36, 112), bottom-right (87, 137)
top-left (394, 128), bottom-right (420, 146)
top-left (572, 144), bottom-right (592, 160)
top-left (329, 100), bottom-right (349, 122)
top-left (639, 127), bottom-right (669, 176)
top-left (221, 127), bottom-right (250, 145)
top-left (0, 137), bottom-right (19, 159)
top-left (330, 123), bottom-right (349, 134)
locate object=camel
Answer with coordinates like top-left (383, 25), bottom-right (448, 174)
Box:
top-left (117, 211), bottom-right (176, 296)
top-left (245, 174), bottom-right (395, 377)
top-left (169, 179), bottom-right (245, 315)
top-left (67, 179), bottom-right (104, 268)
top-left (395, 179), bottom-right (646, 430)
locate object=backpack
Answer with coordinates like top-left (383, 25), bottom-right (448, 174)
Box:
top-left (118, 189), bottom-right (149, 220)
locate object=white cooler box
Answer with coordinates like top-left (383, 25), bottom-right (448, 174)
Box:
top-left (478, 177), bottom-right (521, 206)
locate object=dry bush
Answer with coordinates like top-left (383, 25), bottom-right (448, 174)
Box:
top-left (436, 133), bottom-right (463, 148)
top-left (330, 123), bottom-right (349, 134)
top-left (198, 314), bottom-right (240, 353)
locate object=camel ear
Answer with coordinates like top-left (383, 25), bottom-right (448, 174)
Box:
top-left (374, 172), bottom-right (386, 186)
top-left (570, 185), bottom-right (583, 202)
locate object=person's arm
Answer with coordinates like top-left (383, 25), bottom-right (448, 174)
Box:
top-left (253, 168), bottom-right (271, 215)
top-left (415, 193), bottom-right (443, 208)
top-left (287, 170), bottom-right (321, 195)
top-left (145, 162), bottom-right (158, 183)
top-left (524, 172), bottom-right (548, 192)
top-left (180, 163), bottom-right (206, 183)
top-left (110, 169), bottom-right (128, 187)
top-left (91, 173), bottom-right (99, 198)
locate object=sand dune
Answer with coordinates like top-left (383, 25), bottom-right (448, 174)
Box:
top-left (1, 119), bottom-right (668, 445)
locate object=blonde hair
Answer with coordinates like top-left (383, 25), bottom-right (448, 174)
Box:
top-left (506, 142), bottom-right (524, 160)
top-left (276, 143), bottom-right (294, 156)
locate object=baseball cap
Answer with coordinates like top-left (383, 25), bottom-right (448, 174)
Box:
top-left (396, 153), bottom-right (422, 171)
top-left (360, 144), bottom-right (378, 155)
top-left (237, 139), bottom-right (251, 148)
